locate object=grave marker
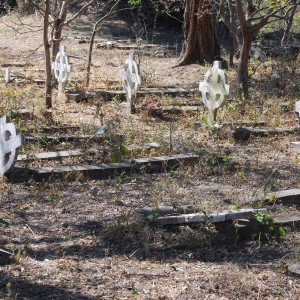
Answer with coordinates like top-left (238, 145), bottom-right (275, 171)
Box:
top-left (121, 53), bottom-right (142, 113)
top-left (4, 68), bottom-right (11, 83)
top-left (199, 61), bottom-right (229, 127)
top-left (295, 100), bottom-right (300, 120)
top-left (0, 116), bottom-right (22, 175)
top-left (52, 46), bottom-right (71, 94)
top-left (251, 42), bottom-right (267, 61)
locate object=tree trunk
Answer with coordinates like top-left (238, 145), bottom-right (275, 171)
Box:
top-left (237, 35), bottom-right (252, 99)
top-left (51, 1), bottom-right (70, 61)
top-left (281, 5), bottom-right (297, 46)
top-left (178, 0), bottom-right (220, 66)
top-left (44, 0), bottom-right (52, 109)
top-left (86, 26), bottom-right (97, 87)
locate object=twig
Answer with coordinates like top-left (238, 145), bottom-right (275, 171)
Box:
top-left (26, 224), bottom-right (37, 239)
top-left (0, 248), bottom-right (12, 255)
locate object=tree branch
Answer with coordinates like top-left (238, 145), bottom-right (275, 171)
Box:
top-left (64, 0), bottom-right (96, 26)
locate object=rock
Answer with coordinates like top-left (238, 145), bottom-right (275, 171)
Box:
top-left (288, 262), bottom-right (300, 277)
top-left (232, 127), bottom-right (251, 141)
top-left (95, 122), bottom-right (114, 135)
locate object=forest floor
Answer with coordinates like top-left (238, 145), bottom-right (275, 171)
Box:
top-left (0, 12), bottom-right (300, 300)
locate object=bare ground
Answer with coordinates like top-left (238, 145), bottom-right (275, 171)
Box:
top-left (0, 13), bottom-right (300, 300)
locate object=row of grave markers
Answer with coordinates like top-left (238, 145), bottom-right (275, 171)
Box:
top-left (3, 43), bottom-right (268, 128)
top-left (49, 45), bottom-right (231, 126)
top-left (0, 42), bottom-right (211, 177)
top-left (0, 44), bottom-right (296, 177)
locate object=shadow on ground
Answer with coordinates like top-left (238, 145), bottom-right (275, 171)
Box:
top-left (0, 275), bottom-right (96, 300)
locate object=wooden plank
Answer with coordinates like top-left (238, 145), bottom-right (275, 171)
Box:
top-left (153, 208), bottom-right (267, 226)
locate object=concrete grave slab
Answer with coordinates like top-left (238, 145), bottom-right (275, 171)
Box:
top-left (153, 208), bottom-right (267, 226)
top-left (233, 126), bottom-right (300, 141)
top-left (8, 153), bottom-right (201, 183)
top-left (266, 189), bottom-right (300, 205)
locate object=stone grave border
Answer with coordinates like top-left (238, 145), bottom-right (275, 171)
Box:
top-left (233, 126), bottom-right (300, 141)
top-left (65, 86), bottom-right (197, 103)
top-left (8, 153), bottom-right (200, 183)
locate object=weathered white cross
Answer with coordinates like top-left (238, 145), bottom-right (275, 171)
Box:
top-left (295, 100), bottom-right (300, 120)
top-left (121, 53), bottom-right (142, 113)
top-left (0, 116), bottom-right (22, 175)
top-left (199, 61), bottom-right (230, 127)
top-left (52, 46), bottom-right (72, 94)
top-left (4, 68), bottom-right (11, 83)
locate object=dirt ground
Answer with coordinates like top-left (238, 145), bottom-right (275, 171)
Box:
top-left (1, 12), bottom-right (300, 300)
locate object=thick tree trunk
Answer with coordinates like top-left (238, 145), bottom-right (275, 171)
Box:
top-left (178, 0), bottom-right (220, 66)
top-left (237, 35), bottom-right (252, 99)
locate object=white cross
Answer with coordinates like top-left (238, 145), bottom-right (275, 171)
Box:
top-left (52, 46), bottom-right (71, 93)
top-left (121, 53), bottom-right (142, 113)
top-left (0, 116), bottom-right (22, 175)
top-left (295, 100), bottom-right (300, 119)
top-left (199, 61), bottom-right (230, 127)
top-left (4, 68), bottom-right (11, 83)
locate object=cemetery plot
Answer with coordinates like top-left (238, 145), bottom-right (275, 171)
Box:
top-left (8, 153), bottom-right (200, 183)
top-left (1, 13), bottom-right (300, 300)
